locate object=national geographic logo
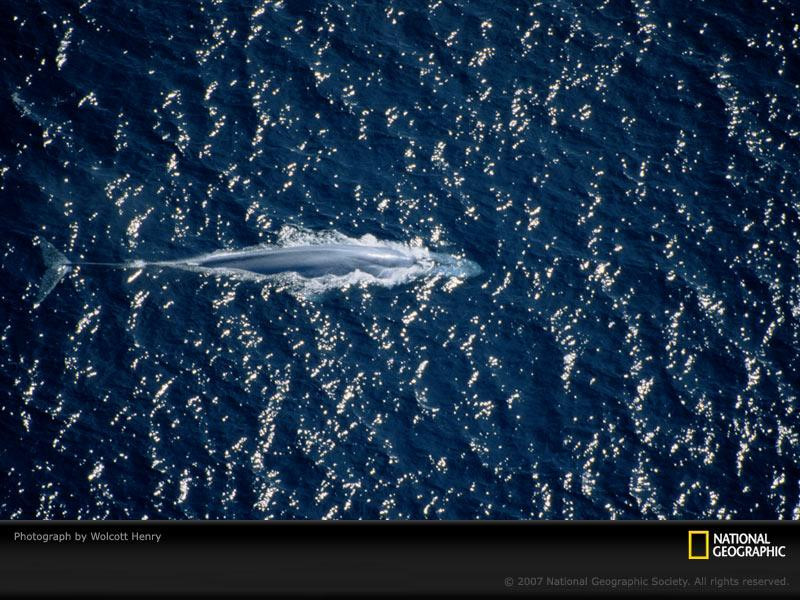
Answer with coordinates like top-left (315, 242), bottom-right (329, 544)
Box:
top-left (689, 530), bottom-right (787, 560)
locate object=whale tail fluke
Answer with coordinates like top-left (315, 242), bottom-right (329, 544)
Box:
top-left (34, 238), bottom-right (71, 308)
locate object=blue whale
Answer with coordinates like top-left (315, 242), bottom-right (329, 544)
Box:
top-left (189, 244), bottom-right (417, 278)
top-left (33, 238), bottom-right (480, 306)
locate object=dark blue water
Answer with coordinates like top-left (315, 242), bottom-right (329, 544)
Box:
top-left (1, 0), bottom-right (799, 519)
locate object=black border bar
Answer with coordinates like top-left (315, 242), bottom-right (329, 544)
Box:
top-left (1, 521), bottom-right (798, 596)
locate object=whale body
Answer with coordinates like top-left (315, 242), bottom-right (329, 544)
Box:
top-left (188, 244), bottom-right (417, 278)
top-left (33, 238), bottom-right (479, 306)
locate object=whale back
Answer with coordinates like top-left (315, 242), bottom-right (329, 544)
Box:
top-left (196, 244), bottom-right (416, 278)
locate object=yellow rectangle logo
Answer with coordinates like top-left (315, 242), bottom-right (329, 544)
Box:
top-left (688, 530), bottom-right (709, 560)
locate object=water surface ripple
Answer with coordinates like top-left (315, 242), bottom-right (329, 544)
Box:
top-left (1, 0), bottom-right (798, 519)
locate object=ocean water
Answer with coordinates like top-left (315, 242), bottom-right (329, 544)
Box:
top-left (1, 0), bottom-right (798, 519)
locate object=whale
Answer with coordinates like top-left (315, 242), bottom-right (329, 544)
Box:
top-left (189, 244), bottom-right (417, 278)
top-left (33, 237), bottom-right (480, 306)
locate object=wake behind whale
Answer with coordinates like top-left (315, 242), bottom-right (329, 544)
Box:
top-left (33, 232), bottom-right (481, 306)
